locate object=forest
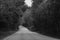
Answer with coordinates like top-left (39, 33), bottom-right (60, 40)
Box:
top-left (22, 0), bottom-right (60, 39)
top-left (0, 0), bottom-right (60, 39)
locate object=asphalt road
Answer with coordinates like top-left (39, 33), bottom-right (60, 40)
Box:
top-left (2, 26), bottom-right (59, 40)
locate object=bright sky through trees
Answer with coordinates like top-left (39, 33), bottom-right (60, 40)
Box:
top-left (24, 0), bottom-right (33, 7)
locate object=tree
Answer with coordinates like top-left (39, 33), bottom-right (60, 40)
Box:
top-left (22, 0), bottom-right (60, 39)
top-left (0, 0), bottom-right (26, 31)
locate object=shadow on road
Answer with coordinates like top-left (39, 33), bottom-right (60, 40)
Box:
top-left (0, 30), bottom-right (17, 40)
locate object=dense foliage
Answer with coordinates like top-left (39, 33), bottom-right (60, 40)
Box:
top-left (32, 0), bottom-right (60, 39)
top-left (23, 0), bottom-right (60, 39)
top-left (0, 0), bottom-right (25, 32)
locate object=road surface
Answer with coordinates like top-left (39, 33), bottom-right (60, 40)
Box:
top-left (2, 26), bottom-right (59, 40)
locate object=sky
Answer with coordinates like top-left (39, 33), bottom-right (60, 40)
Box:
top-left (24, 0), bottom-right (33, 7)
